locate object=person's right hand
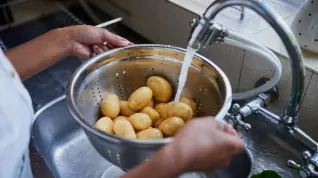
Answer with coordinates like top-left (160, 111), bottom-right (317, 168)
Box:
top-left (169, 117), bottom-right (245, 173)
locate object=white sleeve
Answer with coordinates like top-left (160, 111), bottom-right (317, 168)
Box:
top-left (0, 50), bottom-right (34, 178)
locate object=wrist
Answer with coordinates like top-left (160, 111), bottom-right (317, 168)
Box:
top-left (50, 27), bottom-right (72, 58)
top-left (159, 143), bottom-right (185, 177)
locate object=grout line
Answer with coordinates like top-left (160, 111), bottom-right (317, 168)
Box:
top-left (300, 69), bottom-right (314, 107)
top-left (236, 49), bottom-right (246, 92)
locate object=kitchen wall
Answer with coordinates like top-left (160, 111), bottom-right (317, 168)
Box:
top-left (200, 43), bottom-right (318, 140)
top-left (90, 0), bottom-right (318, 140)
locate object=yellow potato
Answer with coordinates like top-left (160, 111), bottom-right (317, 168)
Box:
top-left (180, 97), bottom-right (197, 117)
top-left (141, 107), bottom-right (160, 126)
top-left (113, 116), bottom-right (128, 123)
top-left (166, 102), bottom-right (193, 121)
top-left (95, 117), bottom-right (114, 134)
top-left (136, 127), bottom-right (163, 139)
top-left (128, 87), bottom-right (153, 111)
top-left (113, 118), bottom-right (136, 139)
top-left (101, 94), bottom-right (120, 119)
top-left (154, 103), bottom-right (168, 119)
top-left (147, 98), bottom-right (155, 108)
top-left (120, 101), bottom-right (136, 116)
top-left (129, 113), bottom-right (152, 131)
top-left (155, 118), bottom-right (165, 129)
top-left (159, 117), bottom-right (184, 137)
top-left (147, 76), bottom-right (172, 102)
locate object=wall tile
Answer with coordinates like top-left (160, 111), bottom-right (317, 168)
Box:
top-left (238, 50), bottom-right (274, 92)
top-left (299, 72), bottom-right (318, 140)
top-left (158, 0), bottom-right (197, 47)
top-left (267, 58), bottom-right (313, 114)
top-left (265, 0), bottom-right (298, 19)
top-left (199, 43), bottom-right (245, 92)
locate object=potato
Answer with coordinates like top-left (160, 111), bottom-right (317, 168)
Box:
top-left (95, 117), bottom-right (114, 134)
top-left (113, 118), bottom-right (136, 139)
top-left (129, 113), bottom-right (152, 131)
top-left (159, 117), bottom-right (184, 137)
top-left (166, 102), bottom-right (193, 121)
top-left (155, 118), bottom-right (165, 129)
top-left (166, 101), bottom-right (193, 120)
top-left (147, 98), bottom-right (155, 108)
top-left (120, 101), bottom-right (136, 116)
top-left (141, 107), bottom-right (160, 126)
top-left (154, 103), bottom-right (168, 119)
top-left (180, 97), bottom-right (197, 117)
top-left (101, 94), bottom-right (120, 119)
top-left (136, 127), bottom-right (163, 139)
top-left (147, 76), bottom-right (172, 102)
top-left (113, 116), bottom-right (128, 123)
top-left (128, 87), bottom-right (153, 111)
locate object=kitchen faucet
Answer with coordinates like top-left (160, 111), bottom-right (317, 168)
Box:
top-left (188, 0), bottom-right (318, 177)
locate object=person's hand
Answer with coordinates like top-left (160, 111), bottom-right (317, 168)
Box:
top-left (122, 117), bottom-right (244, 178)
top-left (169, 117), bottom-right (245, 173)
top-left (63, 25), bottom-right (133, 59)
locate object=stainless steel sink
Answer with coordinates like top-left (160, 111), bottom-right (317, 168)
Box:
top-left (31, 95), bottom-right (299, 178)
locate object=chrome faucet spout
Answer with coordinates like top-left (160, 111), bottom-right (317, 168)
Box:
top-left (188, 0), bottom-right (305, 125)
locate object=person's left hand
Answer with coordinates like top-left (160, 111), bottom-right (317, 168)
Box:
top-left (62, 25), bottom-right (133, 59)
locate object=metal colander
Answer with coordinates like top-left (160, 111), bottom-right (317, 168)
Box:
top-left (66, 44), bottom-right (232, 170)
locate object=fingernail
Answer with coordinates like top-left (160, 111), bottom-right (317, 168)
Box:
top-left (122, 40), bottom-right (130, 46)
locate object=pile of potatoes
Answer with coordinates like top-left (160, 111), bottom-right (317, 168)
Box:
top-left (95, 76), bottom-right (197, 139)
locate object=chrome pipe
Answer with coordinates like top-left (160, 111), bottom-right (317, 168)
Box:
top-left (257, 107), bottom-right (280, 126)
top-left (289, 127), bottom-right (318, 151)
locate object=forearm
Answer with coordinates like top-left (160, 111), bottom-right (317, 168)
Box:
top-left (122, 144), bottom-right (183, 178)
top-left (4, 28), bottom-right (70, 80)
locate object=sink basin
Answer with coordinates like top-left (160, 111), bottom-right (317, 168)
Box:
top-left (31, 95), bottom-right (298, 178)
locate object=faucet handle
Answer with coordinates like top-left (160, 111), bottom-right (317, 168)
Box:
top-left (231, 103), bottom-right (240, 115)
top-left (287, 159), bottom-right (318, 178)
top-left (236, 117), bottom-right (252, 131)
top-left (287, 160), bottom-right (301, 170)
top-left (302, 151), bottom-right (312, 162)
top-left (225, 104), bottom-right (251, 131)
top-left (287, 151), bottom-right (318, 178)
top-left (190, 18), bottom-right (197, 27)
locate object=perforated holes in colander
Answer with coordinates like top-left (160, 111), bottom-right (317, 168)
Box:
top-left (123, 70), bottom-right (132, 98)
top-left (116, 72), bottom-right (125, 99)
top-left (195, 85), bottom-right (204, 115)
top-left (92, 82), bottom-right (103, 105)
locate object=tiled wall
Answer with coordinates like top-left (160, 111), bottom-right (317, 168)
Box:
top-left (199, 43), bottom-right (318, 140)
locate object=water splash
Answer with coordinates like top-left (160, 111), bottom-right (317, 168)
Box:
top-left (174, 46), bottom-right (197, 101)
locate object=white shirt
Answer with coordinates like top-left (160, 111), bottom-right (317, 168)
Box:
top-left (0, 50), bottom-right (34, 178)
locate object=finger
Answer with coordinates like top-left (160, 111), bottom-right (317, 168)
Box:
top-left (106, 43), bottom-right (116, 49)
top-left (214, 119), bottom-right (226, 131)
top-left (98, 43), bottom-right (109, 51)
top-left (99, 29), bottom-right (132, 47)
top-left (222, 133), bottom-right (245, 154)
top-left (223, 124), bottom-right (238, 136)
top-left (72, 43), bottom-right (91, 60)
top-left (93, 45), bottom-right (104, 54)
